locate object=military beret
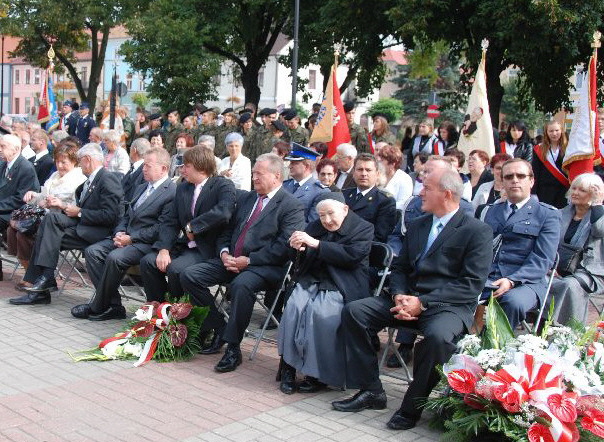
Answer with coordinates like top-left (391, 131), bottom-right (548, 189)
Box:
top-left (372, 112), bottom-right (390, 122)
top-left (222, 107), bottom-right (234, 115)
top-left (271, 120), bottom-right (287, 132)
top-left (239, 113), bottom-right (252, 124)
top-left (259, 108), bottom-right (278, 116)
top-left (281, 108), bottom-right (298, 120)
top-left (343, 101), bottom-right (355, 113)
top-left (148, 113), bottom-right (162, 121)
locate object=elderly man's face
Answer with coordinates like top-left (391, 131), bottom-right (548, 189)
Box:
top-left (318, 201), bottom-right (348, 232)
top-left (420, 171), bottom-right (447, 214)
top-left (0, 139), bottom-right (19, 161)
top-left (252, 160), bottom-right (281, 195)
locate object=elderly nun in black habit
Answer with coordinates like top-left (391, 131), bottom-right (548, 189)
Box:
top-left (276, 192), bottom-right (374, 394)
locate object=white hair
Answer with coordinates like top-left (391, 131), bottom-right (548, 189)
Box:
top-left (336, 143), bottom-right (357, 158)
top-left (51, 130), bottom-right (69, 144)
top-left (198, 135), bottom-right (215, 151)
top-left (1, 115), bottom-right (13, 127)
top-left (437, 169), bottom-right (464, 201)
top-left (256, 153), bottom-right (283, 175)
top-left (103, 129), bottom-right (121, 144)
top-left (131, 137), bottom-right (151, 156)
top-left (225, 132), bottom-right (244, 145)
top-left (77, 143), bottom-right (104, 162)
top-left (568, 173), bottom-right (604, 204)
top-left (2, 134), bottom-right (21, 150)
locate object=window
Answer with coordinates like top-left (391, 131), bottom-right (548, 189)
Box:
top-left (309, 69), bottom-right (317, 90)
top-left (34, 69), bottom-right (40, 85)
top-left (258, 69), bottom-right (264, 88)
top-left (25, 69), bottom-right (31, 85)
top-left (212, 72), bottom-right (221, 87)
top-left (139, 74), bottom-right (146, 90)
top-left (81, 66), bottom-right (88, 82)
top-left (25, 97), bottom-right (31, 114)
top-left (14, 69), bottom-right (19, 85)
top-left (14, 97), bottom-right (19, 114)
top-left (127, 73), bottom-right (132, 90)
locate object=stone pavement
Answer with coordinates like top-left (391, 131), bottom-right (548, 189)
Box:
top-left (0, 262), bottom-right (441, 442)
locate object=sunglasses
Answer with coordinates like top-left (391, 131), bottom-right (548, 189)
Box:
top-left (503, 173), bottom-right (532, 181)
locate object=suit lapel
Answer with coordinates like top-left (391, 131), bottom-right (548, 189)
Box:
top-left (251, 188), bottom-right (281, 227)
top-left (0, 162), bottom-right (8, 190)
top-left (423, 211), bottom-right (464, 259)
top-left (80, 168), bottom-right (103, 206)
top-left (352, 187), bottom-right (377, 211)
top-left (234, 191), bottom-right (259, 239)
top-left (194, 178), bottom-right (212, 214)
top-left (413, 217), bottom-right (432, 265)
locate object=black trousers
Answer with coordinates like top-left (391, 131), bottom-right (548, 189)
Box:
top-left (342, 296), bottom-right (465, 419)
top-left (180, 258), bottom-right (283, 343)
top-left (139, 247), bottom-right (204, 302)
top-left (85, 239), bottom-right (152, 313)
top-left (24, 212), bottom-right (91, 283)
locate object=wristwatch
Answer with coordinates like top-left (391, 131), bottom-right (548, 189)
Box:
top-left (185, 223), bottom-right (192, 234)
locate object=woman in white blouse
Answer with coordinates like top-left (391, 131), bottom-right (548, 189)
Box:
top-left (103, 129), bottom-right (130, 176)
top-left (377, 144), bottom-right (413, 211)
top-left (218, 132), bottom-right (251, 191)
top-left (7, 140), bottom-right (86, 289)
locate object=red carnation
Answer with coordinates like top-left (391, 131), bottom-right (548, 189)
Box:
top-left (170, 303), bottom-right (193, 320)
top-left (169, 323), bottom-right (188, 347)
top-left (446, 369), bottom-right (478, 394)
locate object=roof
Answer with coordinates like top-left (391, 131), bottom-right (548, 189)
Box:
top-left (382, 48), bottom-right (407, 65)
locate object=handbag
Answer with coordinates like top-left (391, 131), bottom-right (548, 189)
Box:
top-left (9, 204), bottom-right (46, 235)
top-left (556, 242), bottom-right (583, 277)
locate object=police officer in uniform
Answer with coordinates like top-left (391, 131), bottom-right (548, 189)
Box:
top-left (282, 143), bottom-right (330, 224)
top-left (74, 102), bottom-right (97, 146)
top-left (343, 153), bottom-right (397, 243)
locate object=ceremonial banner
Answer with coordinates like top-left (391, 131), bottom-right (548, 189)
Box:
top-left (309, 65), bottom-right (350, 157)
top-left (457, 40), bottom-right (496, 161)
top-left (563, 35), bottom-right (602, 181)
top-left (37, 69), bottom-right (60, 130)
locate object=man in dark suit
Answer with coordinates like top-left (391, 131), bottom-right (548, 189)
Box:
top-left (74, 102), bottom-right (96, 146)
top-left (71, 148), bottom-right (176, 320)
top-left (481, 158), bottom-right (560, 329)
top-left (282, 144), bottom-right (329, 223)
top-left (335, 143), bottom-right (357, 189)
top-left (343, 153), bottom-right (397, 243)
top-left (180, 153), bottom-right (305, 372)
top-left (29, 129), bottom-right (55, 184)
top-left (0, 134), bottom-right (40, 232)
top-left (332, 167), bottom-right (492, 431)
top-left (121, 137), bottom-right (150, 205)
top-left (139, 145), bottom-right (236, 302)
top-left (9, 143), bottom-right (123, 305)
top-left (61, 100), bottom-right (79, 136)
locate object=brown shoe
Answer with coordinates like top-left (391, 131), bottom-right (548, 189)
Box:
top-left (15, 280), bottom-right (33, 292)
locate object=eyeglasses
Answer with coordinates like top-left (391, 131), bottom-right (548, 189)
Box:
top-left (503, 173), bottom-right (532, 181)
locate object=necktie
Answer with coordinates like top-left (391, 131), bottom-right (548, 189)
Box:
top-left (191, 184), bottom-right (203, 215)
top-left (354, 192), bottom-right (363, 203)
top-left (507, 203), bottom-right (518, 220)
top-left (233, 195), bottom-right (267, 257)
top-left (4, 166), bottom-right (9, 178)
top-left (292, 182), bottom-right (300, 193)
top-left (82, 179), bottom-right (91, 196)
top-left (134, 184), bottom-right (153, 210)
top-left (422, 222), bottom-right (443, 258)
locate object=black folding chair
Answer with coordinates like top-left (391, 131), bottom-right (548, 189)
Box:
top-left (521, 253), bottom-right (560, 334)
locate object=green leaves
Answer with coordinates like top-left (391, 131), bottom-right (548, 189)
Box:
top-left (483, 296), bottom-right (515, 350)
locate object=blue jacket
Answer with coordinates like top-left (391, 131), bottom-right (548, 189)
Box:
top-left (283, 176), bottom-right (329, 224)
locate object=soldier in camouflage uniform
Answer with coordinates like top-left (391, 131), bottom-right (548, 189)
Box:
top-left (164, 110), bottom-right (185, 155)
top-left (196, 108), bottom-right (226, 158)
top-left (282, 108), bottom-right (309, 146)
top-left (238, 112), bottom-right (255, 157)
top-left (343, 102), bottom-right (370, 154)
top-left (247, 108), bottom-right (278, 162)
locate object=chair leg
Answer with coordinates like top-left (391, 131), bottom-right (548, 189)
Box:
top-left (379, 327), bottom-right (413, 383)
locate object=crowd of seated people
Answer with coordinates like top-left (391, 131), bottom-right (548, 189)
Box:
top-left (1, 108), bottom-right (603, 435)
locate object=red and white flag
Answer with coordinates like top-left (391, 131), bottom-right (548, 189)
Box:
top-left (563, 52), bottom-right (602, 182)
top-left (309, 65), bottom-right (350, 157)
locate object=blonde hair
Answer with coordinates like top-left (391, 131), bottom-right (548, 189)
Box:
top-left (567, 173), bottom-right (604, 204)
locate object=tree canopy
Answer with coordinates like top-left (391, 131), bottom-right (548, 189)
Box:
top-left (389, 0), bottom-right (604, 127)
top-left (3, 0), bottom-right (136, 110)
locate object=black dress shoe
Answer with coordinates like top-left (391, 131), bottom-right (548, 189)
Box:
top-left (386, 344), bottom-right (413, 368)
top-left (332, 390), bottom-right (387, 412)
top-left (200, 328), bottom-right (226, 355)
top-left (88, 305), bottom-right (127, 321)
top-left (298, 376), bottom-right (326, 393)
top-left (25, 275), bottom-right (58, 293)
top-left (215, 344), bottom-right (242, 373)
top-left (386, 410), bottom-right (418, 430)
top-left (71, 304), bottom-right (92, 319)
top-left (279, 360), bottom-right (297, 395)
top-left (9, 291), bottom-right (51, 305)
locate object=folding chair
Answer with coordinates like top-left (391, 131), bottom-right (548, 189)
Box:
top-left (249, 261), bottom-right (293, 360)
top-left (369, 241), bottom-right (394, 297)
top-left (590, 290), bottom-right (604, 316)
top-left (522, 253), bottom-right (560, 334)
top-left (118, 265), bottom-right (147, 303)
top-left (56, 249), bottom-right (90, 296)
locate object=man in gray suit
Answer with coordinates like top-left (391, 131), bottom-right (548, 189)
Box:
top-left (282, 144), bottom-right (329, 223)
top-left (71, 148), bottom-right (177, 321)
top-left (180, 153), bottom-right (305, 372)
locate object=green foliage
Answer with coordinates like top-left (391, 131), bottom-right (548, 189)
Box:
top-left (483, 296), bottom-right (515, 350)
top-left (367, 98), bottom-right (403, 123)
top-left (130, 92), bottom-right (150, 111)
top-left (500, 77), bottom-right (547, 133)
top-left (4, 0), bottom-right (135, 110)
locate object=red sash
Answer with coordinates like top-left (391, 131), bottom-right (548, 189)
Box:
top-left (534, 144), bottom-right (569, 187)
top-left (432, 139), bottom-right (441, 155)
top-left (367, 130), bottom-right (374, 154)
top-left (499, 141), bottom-right (506, 155)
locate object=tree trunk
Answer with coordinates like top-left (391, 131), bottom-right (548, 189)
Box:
top-left (485, 51), bottom-right (505, 130)
top-left (241, 66), bottom-right (261, 109)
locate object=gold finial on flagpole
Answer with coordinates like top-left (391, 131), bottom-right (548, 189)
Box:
top-left (481, 39), bottom-right (489, 51)
top-left (334, 49), bottom-right (340, 69)
top-left (592, 31), bottom-right (601, 49)
top-left (47, 45), bottom-right (55, 72)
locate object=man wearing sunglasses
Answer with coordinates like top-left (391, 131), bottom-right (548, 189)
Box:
top-left (481, 158), bottom-right (561, 329)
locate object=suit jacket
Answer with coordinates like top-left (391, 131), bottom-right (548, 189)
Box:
top-left (483, 195), bottom-right (561, 292)
top-left (114, 178), bottom-right (177, 252)
top-left (282, 176), bottom-right (330, 223)
top-left (559, 204), bottom-right (604, 277)
top-left (121, 164), bottom-right (145, 204)
top-left (74, 167), bottom-right (124, 243)
top-left (336, 170), bottom-right (356, 190)
top-left (218, 187), bottom-right (305, 274)
top-left (0, 156), bottom-right (40, 223)
top-left (343, 186), bottom-right (397, 242)
top-left (531, 150), bottom-right (568, 209)
top-left (157, 175), bottom-right (236, 260)
top-left (390, 210), bottom-right (493, 330)
top-left (65, 112), bottom-right (80, 136)
top-left (30, 153), bottom-right (55, 185)
top-left (293, 210), bottom-right (374, 303)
